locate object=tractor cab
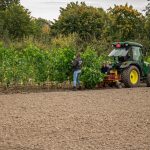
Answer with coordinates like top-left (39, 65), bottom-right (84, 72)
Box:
top-left (109, 42), bottom-right (143, 65)
top-left (103, 41), bottom-right (150, 88)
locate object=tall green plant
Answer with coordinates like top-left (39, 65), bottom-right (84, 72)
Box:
top-left (80, 48), bottom-right (105, 89)
top-left (49, 48), bottom-right (75, 82)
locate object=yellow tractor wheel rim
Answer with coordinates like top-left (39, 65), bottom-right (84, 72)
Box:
top-left (130, 70), bottom-right (138, 84)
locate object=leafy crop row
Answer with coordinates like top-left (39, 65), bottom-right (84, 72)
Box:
top-left (0, 44), bottom-right (105, 89)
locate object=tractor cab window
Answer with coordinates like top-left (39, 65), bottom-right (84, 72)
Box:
top-left (109, 46), bottom-right (142, 62)
top-left (132, 46), bottom-right (141, 61)
top-left (109, 48), bottom-right (129, 62)
top-left (109, 48), bottom-right (128, 57)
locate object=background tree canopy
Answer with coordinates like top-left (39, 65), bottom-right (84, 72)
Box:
top-left (51, 2), bottom-right (109, 41)
top-left (3, 3), bottom-right (32, 39)
top-left (0, 0), bottom-right (19, 10)
top-left (145, 0), bottom-right (150, 16)
top-left (0, 1), bottom-right (150, 54)
top-left (32, 18), bottom-right (51, 42)
top-left (108, 4), bottom-right (144, 41)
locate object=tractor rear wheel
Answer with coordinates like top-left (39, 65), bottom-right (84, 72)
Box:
top-left (146, 74), bottom-right (150, 87)
top-left (121, 66), bottom-right (140, 88)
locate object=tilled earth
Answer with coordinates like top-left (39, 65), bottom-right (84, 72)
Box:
top-left (0, 88), bottom-right (150, 150)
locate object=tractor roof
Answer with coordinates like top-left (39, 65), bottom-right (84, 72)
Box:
top-left (113, 41), bottom-right (143, 48)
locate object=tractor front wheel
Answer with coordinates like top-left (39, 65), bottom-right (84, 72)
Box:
top-left (121, 66), bottom-right (140, 88)
top-left (146, 74), bottom-right (150, 87)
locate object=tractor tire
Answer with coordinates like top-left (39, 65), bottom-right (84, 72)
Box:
top-left (121, 66), bottom-right (140, 88)
top-left (146, 74), bottom-right (150, 87)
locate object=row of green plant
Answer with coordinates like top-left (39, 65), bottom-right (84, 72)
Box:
top-left (0, 43), bottom-right (106, 89)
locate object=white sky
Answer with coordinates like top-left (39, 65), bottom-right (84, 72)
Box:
top-left (20, 0), bottom-right (148, 21)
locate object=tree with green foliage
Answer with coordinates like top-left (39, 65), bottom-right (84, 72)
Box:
top-left (80, 48), bottom-right (105, 88)
top-left (143, 15), bottom-right (150, 54)
top-left (108, 4), bottom-right (144, 41)
top-left (32, 18), bottom-right (51, 42)
top-left (145, 15), bottom-right (150, 39)
top-left (3, 3), bottom-right (32, 39)
top-left (0, 0), bottom-right (19, 10)
top-left (145, 0), bottom-right (150, 16)
top-left (0, 11), bottom-right (5, 38)
top-left (141, 0), bottom-right (150, 53)
top-left (51, 2), bottom-right (109, 41)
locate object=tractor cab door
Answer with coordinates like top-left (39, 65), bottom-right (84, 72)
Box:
top-left (131, 46), bottom-right (143, 62)
top-left (131, 46), bottom-right (146, 76)
top-left (125, 46), bottom-right (142, 62)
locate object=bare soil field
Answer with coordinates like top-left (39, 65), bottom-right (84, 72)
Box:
top-left (0, 87), bottom-right (150, 150)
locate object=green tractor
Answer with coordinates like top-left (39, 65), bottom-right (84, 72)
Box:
top-left (103, 41), bottom-right (150, 88)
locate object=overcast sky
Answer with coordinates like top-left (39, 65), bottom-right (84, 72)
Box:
top-left (20, 0), bottom-right (148, 21)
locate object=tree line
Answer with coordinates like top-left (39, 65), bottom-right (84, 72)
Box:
top-left (0, 0), bottom-right (150, 54)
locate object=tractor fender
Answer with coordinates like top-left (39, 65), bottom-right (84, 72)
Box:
top-left (120, 61), bottom-right (142, 76)
top-left (120, 61), bottom-right (133, 69)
